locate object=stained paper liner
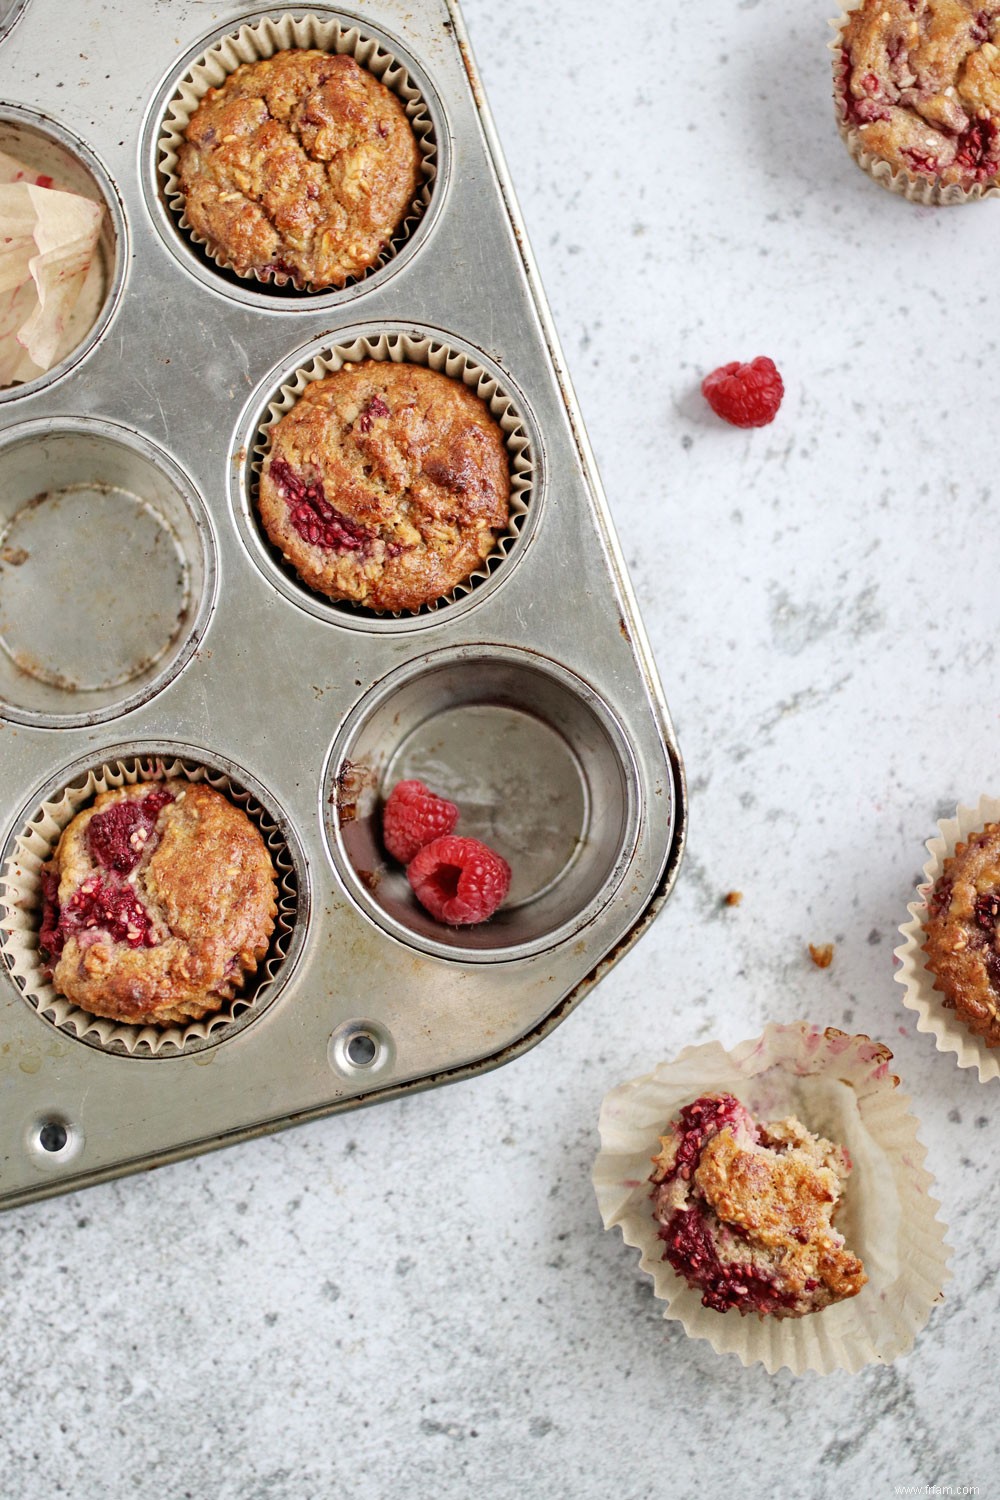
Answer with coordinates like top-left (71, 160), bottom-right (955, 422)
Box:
top-left (593, 1021), bottom-right (950, 1375)
top-left (156, 11), bottom-right (438, 292)
top-left (251, 330), bottom-right (533, 617)
top-left (0, 753), bottom-right (299, 1057)
top-left (895, 795), bottom-right (1000, 1082)
top-left (830, 3), bottom-right (1000, 205)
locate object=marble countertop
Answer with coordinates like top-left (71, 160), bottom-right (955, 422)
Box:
top-left (2, 1), bottom-right (997, 1496)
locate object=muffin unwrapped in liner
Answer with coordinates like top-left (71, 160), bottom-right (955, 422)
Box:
top-left (895, 794), bottom-right (1000, 1082)
top-left (0, 752), bottom-right (299, 1057)
top-left (251, 328), bottom-right (534, 616)
top-left (593, 1021), bottom-right (950, 1375)
top-left (156, 11), bottom-right (438, 291)
top-left (830, 2), bottom-right (1000, 205)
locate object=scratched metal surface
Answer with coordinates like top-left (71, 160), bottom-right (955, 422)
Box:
top-left (0, 0), bottom-right (684, 1208)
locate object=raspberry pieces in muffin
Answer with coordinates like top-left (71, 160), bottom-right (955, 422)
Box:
top-left (922, 821), bottom-right (1000, 1046)
top-left (259, 361), bottom-right (511, 612)
top-left (39, 781), bottom-right (277, 1027)
top-left (837, 1), bottom-right (1000, 190)
top-left (177, 50), bottom-right (421, 288)
top-left (649, 1093), bottom-right (866, 1319)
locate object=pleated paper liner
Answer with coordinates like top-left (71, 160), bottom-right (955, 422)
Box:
top-left (895, 795), bottom-right (1000, 1082)
top-left (593, 1021), bottom-right (950, 1375)
top-left (0, 751), bottom-right (300, 1057)
top-left (156, 10), bottom-right (438, 292)
top-left (830, 2), bottom-right (1000, 205)
top-left (251, 329), bottom-right (534, 618)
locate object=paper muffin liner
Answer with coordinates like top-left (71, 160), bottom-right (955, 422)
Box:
top-left (251, 329), bottom-right (534, 617)
top-left (895, 794), bottom-right (1000, 1081)
top-left (0, 752), bottom-right (300, 1057)
top-left (830, 3), bottom-right (1000, 205)
top-left (593, 1021), bottom-right (950, 1375)
top-left (156, 10), bottom-right (438, 292)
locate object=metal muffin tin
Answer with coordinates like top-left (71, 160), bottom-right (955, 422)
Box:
top-left (0, 0), bottom-right (685, 1209)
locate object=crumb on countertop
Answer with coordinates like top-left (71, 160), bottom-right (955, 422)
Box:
top-left (723, 890), bottom-right (743, 907)
top-left (809, 942), bottom-right (835, 969)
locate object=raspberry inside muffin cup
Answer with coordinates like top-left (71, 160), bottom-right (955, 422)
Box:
top-left (593, 1022), bottom-right (950, 1374)
top-left (0, 752), bottom-right (301, 1057)
top-left (155, 11), bottom-right (439, 293)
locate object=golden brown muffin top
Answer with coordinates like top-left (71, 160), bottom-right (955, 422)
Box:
top-left (839, 1), bottom-right (1000, 187)
top-left (177, 50), bottom-right (421, 287)
top-left (40, 781), bottom-right (276, 1027)
top-left (258, 360), bottom-right (511, 612)
top-left (923, 822), bottom-right (1000, 1046)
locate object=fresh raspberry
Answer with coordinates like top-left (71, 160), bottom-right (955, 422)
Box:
top-left (382, 779), bottom-right (459, 865)
top-left (407, 835), bottom-right (511, 926)
top-left (701, 357), bottom-right (784, 428)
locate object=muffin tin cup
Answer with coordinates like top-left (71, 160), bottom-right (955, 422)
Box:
top-left (0, 747), bottom-right (305, 1057)
top-left (830, 3), bottom-right (1000, 205)
top-left (153, 7), bottom-right (442, 299)
top-left (324, 644), bottom-right (641, 961)
top-left (593, 1021), bottom-right (950, 1375)
top-left (235, 324), bottom-right (537, 626)
top-left (895, 795), bottom-right (1000, 1083)
top-left (0, 105), bottom-right (127, 401)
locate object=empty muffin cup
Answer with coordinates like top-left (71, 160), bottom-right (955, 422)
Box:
top-left (0, 746), bottom-right (305, 1057)
top-left (324, 645), bottom-right (641, 960)
top-left (232, 324), bottom-right (538, 626)
top-left (0, 105), bottom-right (126, 397)
top-left (0, 418), bottom-right (215, 727)
top-left (149, 7), bottom-right (443, 302)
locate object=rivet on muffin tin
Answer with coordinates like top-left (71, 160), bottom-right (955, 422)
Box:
top-left (141, 8), bottom-right (447, 308)
top-left (230, 324), bottom-right (541, 629)
top-left (0, 746), bottom-right (308, 1058)
top-left (0, 105), bottom-right (127, 404)
top-left (322, 644), bottom-right (642, 962)
top-left (0, 418), bottom-right (217, 728)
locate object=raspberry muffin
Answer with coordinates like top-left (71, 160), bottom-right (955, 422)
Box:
top-left (258, 361), bottom-right (510, 612)
top-left (835, 0), bottom-right (1000, 197)
top-left (921, 821), bottom-right (1000, 1047)
top-left (38, 781), bottom-right (277, 1026)
top-left (649, 1093), bottom-right (866, 1319)
top-left (176, 49), bottom-right (420, 287)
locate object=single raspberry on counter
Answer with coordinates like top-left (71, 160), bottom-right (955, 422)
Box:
top-left (701, 357), bottom-right (784, 428)
top-left (407, 835), bottom-right (511, 926)
top-left (382, 779), bottom-right (460, 865)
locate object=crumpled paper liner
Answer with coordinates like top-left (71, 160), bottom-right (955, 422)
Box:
top-left (593, 1021), bottom-right (950, 1375)
top-left (895, 795), bottom-right (1000, 1082)
top-left (252, 329), bottom-right (533, 615)
top-left (0, 149), bottom-right (104, 385)
top-left (0, 753), bottom-right (298, 1057)
top-left (157, 12), bottom-right (437, 291)
top-left (830, 3), bottom-right (1000, 205)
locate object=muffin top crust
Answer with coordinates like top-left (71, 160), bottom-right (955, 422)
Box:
top-left (39, 781), bottom-right (277, 1028)
top-left (838, 1), bottom-right (1000, 187)
top-left (923, 822), bottom-right (1000, 1047)
top-left (649, 1093), bottom-right (866, 1319)
top-left (258, 360), bottom-right (511, 613)
top-left (177, 50), bottom-right (421, 287)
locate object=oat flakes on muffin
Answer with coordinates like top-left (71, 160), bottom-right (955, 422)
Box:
top-left (177, 49), bottom-right (420, 288)
top-left (38, 781), bottom-right (276, 1026)
top-left (258, 360), bottom-right (510, 612)
top-left (836, 0), bottom-right (1000, 193)
top-left (922, 821), bottom-right (1000, 1046)
top-left (649, 1092), bottom-right (866, 1318)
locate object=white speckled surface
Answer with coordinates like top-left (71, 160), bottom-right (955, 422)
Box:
top-left (2, 0), bottom-right (997, 1495)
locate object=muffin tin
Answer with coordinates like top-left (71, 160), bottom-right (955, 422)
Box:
top-left (0, 0), bottom-right (685, 1208)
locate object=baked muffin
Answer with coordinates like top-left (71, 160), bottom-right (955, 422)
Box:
top-left (922, 821), bottom-right (1000, 1046)
top-left (649, 1092), bottom-right (866, 1319)
top-left (258, 361), bottom-right (511, 612)
top-left (836, 1), bottom-right (1000, 194)
top-left (38, 781), bottom-right (277, 1026)
top-left (176, 49), bottom-right (421, 287)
